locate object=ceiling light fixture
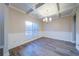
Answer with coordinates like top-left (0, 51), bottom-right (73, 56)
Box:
top-left (43, 17), bottom-right (52, 23)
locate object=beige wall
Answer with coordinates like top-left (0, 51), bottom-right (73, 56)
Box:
top-left (8, 8), bottom-right (42, 33)
top-left (8, 7), bottom-right (73, 33)
top-left (43, 16), bottom-right (73, 32)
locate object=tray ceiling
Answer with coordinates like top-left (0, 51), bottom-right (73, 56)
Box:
top-left (9, 3), bottom-right (79, 19)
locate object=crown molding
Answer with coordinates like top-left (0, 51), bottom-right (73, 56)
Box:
top-left (5, 4), bottom-right (26, 14)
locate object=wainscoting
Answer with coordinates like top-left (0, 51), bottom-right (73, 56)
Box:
top-left (8, 31), bottom-right (74, 50)
top-left (8, 33), bottom-right (42, 49)
top-left (76, 33), bottom-right (79, 51)
top-left (42, 31), bottom-right (74, 43)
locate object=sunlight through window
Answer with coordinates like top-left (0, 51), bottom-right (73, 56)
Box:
top-left (25, 21), bottom-right (39, 39)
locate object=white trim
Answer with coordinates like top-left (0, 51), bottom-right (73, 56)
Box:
top-left (8, 4), bottom-right (26, 14)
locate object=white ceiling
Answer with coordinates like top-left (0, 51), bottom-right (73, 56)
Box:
top-left (36, 3), bottom-right (58, 17)
top-left (59, 3), bottom-right (77, 12)
top-left (10, 3), bottom-right (79, 19)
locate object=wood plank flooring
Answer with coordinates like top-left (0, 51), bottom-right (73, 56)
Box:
top-left (9, 37), bottom-right (79, 56)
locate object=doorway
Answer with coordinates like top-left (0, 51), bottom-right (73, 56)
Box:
top-left (72, 14), bottom-right (76, 45)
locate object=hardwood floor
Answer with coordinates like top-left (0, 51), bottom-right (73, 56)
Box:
top-left (9, 37), bottom-right (79, 56)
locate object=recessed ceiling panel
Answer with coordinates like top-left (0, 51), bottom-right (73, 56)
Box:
top-left (59, 3), bottom-right (78, 13)
top-left (36, 3), bottom-right (58, 17)
top-left (30, 10), bottom-right (43, 19)
top-left (10, 3), bottom-right (37, 13)
top-left (60, 9), bottom-right (73, 17)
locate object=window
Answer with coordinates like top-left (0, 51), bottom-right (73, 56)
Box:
top-left (25, 21), bottom-right (39, 39)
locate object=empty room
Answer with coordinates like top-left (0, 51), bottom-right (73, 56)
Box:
top-left (0, 3), bottom-right (79, 56)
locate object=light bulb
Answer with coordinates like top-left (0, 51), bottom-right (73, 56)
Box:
top-left (43, 18), bottom-right (45, 22)
top-left (45, 17), bottom-right (48, 22)
top-left (49, 17), bottom-right (52, 22)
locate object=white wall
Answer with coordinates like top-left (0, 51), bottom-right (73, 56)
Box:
top-left (76, 7), bottom-right (79, 51)
top-left (4, 4), bottom-right (10, 55)
top-left (0, 4), bottom-right (4, 47)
